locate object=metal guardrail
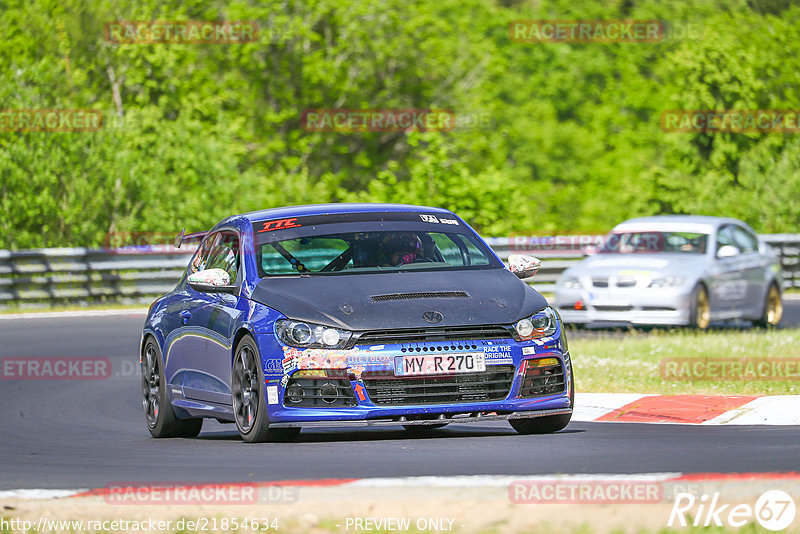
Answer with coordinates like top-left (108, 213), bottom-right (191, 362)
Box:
top-left (0, 246), bottom-right (195, 306)
top-left (1, 235), bottom-right (798, 308)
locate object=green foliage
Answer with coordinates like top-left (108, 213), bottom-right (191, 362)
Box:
top-left (1, 0), bottom-right (798, 248)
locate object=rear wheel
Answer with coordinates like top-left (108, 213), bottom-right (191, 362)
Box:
top-left (232, 336), bottom-right (300, 443)
top-left (141, 337), bottom-right (203, 438)
top-left (755, 284), bottom-right (783, 328)
top-left (689, 284), bottom-right (711, 330)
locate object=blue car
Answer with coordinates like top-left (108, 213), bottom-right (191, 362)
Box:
top-left (140, 204), bottom-right (573, 442)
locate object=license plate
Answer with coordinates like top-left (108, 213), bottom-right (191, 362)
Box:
top-left (394, 352), bottom-right (486, 376)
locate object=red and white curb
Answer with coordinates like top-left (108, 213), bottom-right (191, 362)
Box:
top-left (3, 473), bottom-right (800, 500)
top-left (573, 393), bottom-right (800, 425)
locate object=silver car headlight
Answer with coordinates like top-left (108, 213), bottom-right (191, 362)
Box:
top-left (513, 307), bottom-right (558, 341)
top-left (648, 276), bottom-right (686, 288)
top-left (275, 319), bottom-right (353, 349)
top-left (561, 276), bottom-right (582, 289)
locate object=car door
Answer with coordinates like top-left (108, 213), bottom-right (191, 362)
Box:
top-left (708, 224), bottom-right (747, 318)
top-left (730, 225), bottom-right (769, 318)
top-left (171, 230), bottom-right (243, 406)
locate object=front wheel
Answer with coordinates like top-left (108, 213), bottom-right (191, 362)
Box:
top-left (510, 366), bottom-right (574, 435)
top-left (141, 337), bottom-right (203, 438)
top-left (689, 284), bottom-right (711, 329)
top-left (755, 284), bottom-right (783, 328)
top-left (232, 336), bottom-right (300, 443)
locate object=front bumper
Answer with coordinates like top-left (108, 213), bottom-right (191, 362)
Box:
top-left (269, 408), bottom-right (572, 428)
top-left (554, 286), bottom-right (693, 325)
top-left (258, 330), bottom-right (573, 424)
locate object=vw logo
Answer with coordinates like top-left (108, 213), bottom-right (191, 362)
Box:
top-left (422, 311), bottom-right (443, 324)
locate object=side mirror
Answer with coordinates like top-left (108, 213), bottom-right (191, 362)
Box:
top-left (187, 269), bottom-right (237, 293)
top-left (508, 254), bottom-right (541, 279)
top-left (716, 245), bottom-right (740, 259)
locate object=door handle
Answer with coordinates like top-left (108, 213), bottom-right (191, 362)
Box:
top-left (180, 310), bottom-right (192, 324)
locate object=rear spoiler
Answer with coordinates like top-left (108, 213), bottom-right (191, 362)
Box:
top-left (174, 228), bottom-right (207, 248)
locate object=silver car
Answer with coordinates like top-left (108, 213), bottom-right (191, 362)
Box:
top-left (554, 215), bottom-right (784, 328)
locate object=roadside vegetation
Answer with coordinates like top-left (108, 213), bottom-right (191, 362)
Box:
top-left (571, 326), bottom-right (800, 395)
top-left (2, 0), bottom-right (800, 249)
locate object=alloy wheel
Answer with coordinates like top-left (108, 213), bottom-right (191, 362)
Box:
top-left (233, 344), bottom-right (260, 433)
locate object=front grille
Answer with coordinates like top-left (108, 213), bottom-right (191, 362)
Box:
top-left (616, 278), bottom-right (637, 287)
top-left (520, 361), bottom-right (565, 397)
top-left (362, 365), bottom-right (515, 406)
top-left (283, 377), bottom-right (356, 407)
top-left (354, 325), bottom-right (512, 346)
top-left (592, 278), bottom-right (609, 288)
top-left (371, 291), bottom-right (470, 302)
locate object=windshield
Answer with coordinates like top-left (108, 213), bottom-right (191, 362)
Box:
top-left (256, 228), bottom-right (496, 276)
top-left (598, 231), bottom-right (708, 254)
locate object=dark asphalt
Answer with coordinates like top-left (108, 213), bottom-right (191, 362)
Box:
top-left (0, 306), bottom-right (798, 490)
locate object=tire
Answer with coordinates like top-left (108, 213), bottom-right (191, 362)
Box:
top-left (141, 337), bottom-right (203, 438)
top-left (232, 335), bottom-right (300, 443)
top-left (755, 283), bottom-right (783, 328)
top-left (510, 365), bottom-right (574, 435)
top-left (688, 284), bottom-right (711, 330)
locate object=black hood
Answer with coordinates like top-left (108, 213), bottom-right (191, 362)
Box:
top-left (249, 268), bottom-right (547, 331)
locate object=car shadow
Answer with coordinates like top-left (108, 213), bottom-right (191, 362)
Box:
top-left (197, 424), bottom-right (585, 443)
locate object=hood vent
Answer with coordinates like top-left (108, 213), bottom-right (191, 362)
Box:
top-left (371, 291), bottom-right (470, 302)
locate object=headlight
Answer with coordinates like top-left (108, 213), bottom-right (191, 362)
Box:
top-left (561, 276), bottom-right (582, 289)
top-left (275, 319), bottom-right (352, 349)
top-left (648, 276), bottom-right (686, 288)
top-left (514, 307), bottom-right (558, 340)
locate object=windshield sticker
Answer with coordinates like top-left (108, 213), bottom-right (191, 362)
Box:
top-left (256, 217), bottom-right (302, 233)
top-left (420, 214), bottom-right (459, 225)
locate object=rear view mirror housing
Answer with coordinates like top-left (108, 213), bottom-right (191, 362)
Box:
top-left (716, 245), bottom-right (740, 259)
top-left (187, 269), bottom-right (237, 294)
top-left (508, 254), bottom-right (541, 279)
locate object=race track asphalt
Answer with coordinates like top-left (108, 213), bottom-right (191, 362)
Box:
top-left (0, 305), bottom-right (798, 490)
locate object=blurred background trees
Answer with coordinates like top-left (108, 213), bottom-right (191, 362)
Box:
top-left (1, 0), bottom-right (798, 248)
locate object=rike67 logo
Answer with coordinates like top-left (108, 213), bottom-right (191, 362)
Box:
top-left (669, 490), bottom-right (797, 531)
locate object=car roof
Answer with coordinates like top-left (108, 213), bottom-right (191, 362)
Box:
top-left (239, 203), bottom-right (455, 223)
top-left (612, 215), bottom-right (753, 234)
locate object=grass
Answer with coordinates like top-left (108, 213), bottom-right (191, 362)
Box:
top-left (570, 327), bottom-right (800, 395)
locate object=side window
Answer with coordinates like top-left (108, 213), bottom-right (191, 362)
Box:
top-left (189, 234), bottom-right (219, 274)
top-left (429, 233), bottom-right (491, 266)
top-left (189, 231), bottom-right (240, 284)
top-left (431, 234), bottom-right (464, 264)
top-left (716, 225), bottom-right (738, 252)
top-left (732, 226), bottom-right (758, 254)
top-left (205, 232), bottom-right (240, 284)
